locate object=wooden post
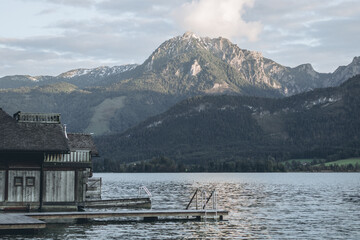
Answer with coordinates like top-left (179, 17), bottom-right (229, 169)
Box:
top-left (196, 191), bottom-right (198, 210)
top-left (39, 161), bottom-right (43, 211)
top-left (4, 166), bottom-right (8, 201)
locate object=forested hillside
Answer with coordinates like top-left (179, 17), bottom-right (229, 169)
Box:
top-left (94, 75), bottom-right (360, 172)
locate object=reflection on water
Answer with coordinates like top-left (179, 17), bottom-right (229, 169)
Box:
top-left (2, 173), bottom-right (360, 239)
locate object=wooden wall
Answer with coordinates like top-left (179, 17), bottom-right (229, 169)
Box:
top-left (76, 170), bottom-right (88, 203)
top-left (44, 171), bottom-right (75, 202)
top-left (7, 170), bottom-right (40, 202)
top-left (0, 171), bottom-right (5, 202)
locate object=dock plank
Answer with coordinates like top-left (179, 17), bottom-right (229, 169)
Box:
top-left (25, 209), bottom-right (228, 220)
top-left (85, 197), bottom-right (151, 208)
top-left (0, 209), bottom-right (228, 231)
top-left (0, 214), bottom-right (46, 230)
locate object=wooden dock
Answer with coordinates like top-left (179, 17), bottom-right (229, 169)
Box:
top-left (0, 209), bottom-right (228, 231)
top-left (25, 209), bottom-right (228, 221)
top-left (84, 197), bottom-right (151, 208)
top-left (0, 214), bottom-right (46, 230)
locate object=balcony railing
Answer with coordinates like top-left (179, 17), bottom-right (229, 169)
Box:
top-left (45, 151), bottom-right (91, 163)
top-left (14, 112), bottom-right (61, 124)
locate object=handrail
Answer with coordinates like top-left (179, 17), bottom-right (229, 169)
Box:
top-left (88, 178), bottom-right (101, 188)
top-left (138, 186), bottom-right (152, 198)
top-left (186, 188), bottom-right (217, 211)
top-left (203, 190), bottom-right (214, 209)
top-left (201, 190), bottom-right (206, 210)
top-left (186, 188), bottom-right (199, 210)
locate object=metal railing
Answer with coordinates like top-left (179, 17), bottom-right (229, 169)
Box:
top-left (14, 112), bottom-right (61, 123)
top-left (138, 186), bottom-right (152, 199)
top-left (44, 152), bottom-right (91, 163)
top-left (186, 188), bottom-right (217, 210)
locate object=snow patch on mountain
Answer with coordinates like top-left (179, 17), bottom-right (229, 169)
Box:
top-left (26, 76), bottom-right (41, 82)
top-left (303, 96), bottom-right (341, 109)
top-left (147, 120), bottom-right (163, 128)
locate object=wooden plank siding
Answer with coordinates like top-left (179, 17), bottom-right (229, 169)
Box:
top-left (7, 170), bottom-right (40, 202)
top-left (43, 171), bottom-right (75, 202)
top-left (75, 170), bottom-right (88, 204)
top-left (0, 171), bottom-right (5, 202)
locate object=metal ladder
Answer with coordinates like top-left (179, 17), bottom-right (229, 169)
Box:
top-left (186, 188), bottom-right (217, 211)
top-left (138, 186), bottom-right (152, 199)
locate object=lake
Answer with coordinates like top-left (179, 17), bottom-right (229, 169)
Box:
top-left (2, 173), bottom-right (360, 239)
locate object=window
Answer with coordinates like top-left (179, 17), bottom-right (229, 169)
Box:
top-left (26, 177), bottom-right (35, 187)
top-left (14, 177), bottom-right (23, 186)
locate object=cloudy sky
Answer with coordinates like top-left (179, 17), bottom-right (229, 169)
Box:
top-left (0, 0), bottom-right (359, 77)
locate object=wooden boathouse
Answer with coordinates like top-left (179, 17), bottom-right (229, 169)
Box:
top-left (0, 109), bottom-right (98, 211)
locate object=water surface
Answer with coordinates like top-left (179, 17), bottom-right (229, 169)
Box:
top-left (2, 173), bottom-right (360, 239)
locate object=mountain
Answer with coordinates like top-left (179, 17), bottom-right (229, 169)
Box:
top-left (94, 74), bottom-right (360, 170)
top-left (327, 56), bottom-right (360, 86)
top-left (1, 33), bottom-right (360, 137)
top-left (0, 75), bottom-right (53, 89)
top-left (102, 32), bottom-right (349, 96)
top-left (1, 33), bottom-right (359, 96)
top-left (56, 64), bottom-right (138, 88)
top-left (0, 64), bottom-right (137, 89)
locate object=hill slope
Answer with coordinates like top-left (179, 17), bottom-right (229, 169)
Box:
top-left (95, 75), bottom-right (360, 169)
top-left (0, 64), bottom-right (137, 89)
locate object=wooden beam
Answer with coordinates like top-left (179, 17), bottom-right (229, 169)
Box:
top-left (25, 209), bottom-right (228, 220)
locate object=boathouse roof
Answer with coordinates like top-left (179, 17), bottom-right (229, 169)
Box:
top-left (0, 108), bottom-right (70, 153)
top-left (67, 133), bottom-right (99, 156)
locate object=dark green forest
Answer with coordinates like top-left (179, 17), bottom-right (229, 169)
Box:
top-left (94, 75), bottom-right (360, 172)
top-left (93, 156), bottom-right (360, 172)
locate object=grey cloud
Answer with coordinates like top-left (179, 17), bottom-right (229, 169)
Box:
top-left (0, 14), bottom-right (176, 76)
top-left (36, 8), bottom-right (57, 16)
top-left (28, 0), bottom-right (96, 7)
top-left (0, 47), bottom-right (75, 76)
top-left (240, 0), bottom-right (360, 72)
top-left (54, 17), bottom-right (175, 35)
top-left (96, 0), bottom-right (186, 17)
top-left (1, 0), bottom-right (359, 76)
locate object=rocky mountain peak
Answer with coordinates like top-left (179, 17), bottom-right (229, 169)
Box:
top-left (352, 56), bottom-right (360, 64)
top-left (328, 56), bottom-right (360, 86)
top-left (294, 64), bottom-right (317, 77)
top-left (295, 63), bottom-right (314, 71)
top-left (141, 32), bottom-right (353, 96)
top-left (182, 31), bottom-right (200, 40)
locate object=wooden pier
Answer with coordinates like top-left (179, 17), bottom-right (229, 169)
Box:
top-left (84, 197), bottom-right (151, 209)
top-left (0, 209), bottom-right (228, 231)
top-left (0, 214), bottom-right (46, 230)
top-left (26, 209), bottom-right (228, 221)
